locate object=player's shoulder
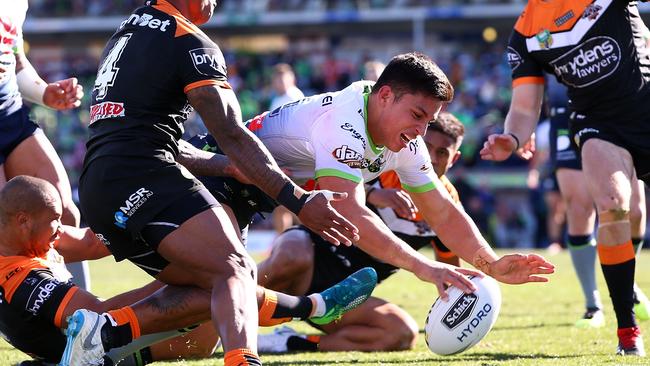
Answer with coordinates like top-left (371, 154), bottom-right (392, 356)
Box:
top-left (0, 255), bottom-right (46, 289)
top-left (514, 0), bottom-right (591, 37)
top-left (440, 175), bottom-right (461, 203)
top-left (330, 81), bottom-right (371, 112)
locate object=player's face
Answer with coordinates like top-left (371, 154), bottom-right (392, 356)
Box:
top-left (423, 130), bottom-right (460, 178)
top-left (376, 89), bottom-right (444, 152)
top-left (187, 0), bottom-right (216, 25)
top-left (28, 202), bottom-right (63, 257)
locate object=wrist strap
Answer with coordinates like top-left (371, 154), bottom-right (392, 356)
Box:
top-left (506, 132), bottom-right (520, 150)
top-left (16, 65), bottom-right (47, 106)
top-left (276, 182), bottom-right (308, 215)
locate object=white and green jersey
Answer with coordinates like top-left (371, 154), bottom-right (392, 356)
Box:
top-left (248, 81), bottom-right (439, 193)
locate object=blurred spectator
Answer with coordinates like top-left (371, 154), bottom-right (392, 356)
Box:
top-left (269, 63), bottom-right (305, 111)
top-left (490, 199), bottom-right (537, 249)
top-left (362, 60), bottom-right (385, 81)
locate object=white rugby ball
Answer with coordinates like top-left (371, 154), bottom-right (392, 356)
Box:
top-left (424, 275), bottom-right (501, 355)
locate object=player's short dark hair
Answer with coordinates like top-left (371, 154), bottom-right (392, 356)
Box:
top-left (428, 111), bottom-right (464, 145)
top-left (372, 52), bottom-right (454, 102)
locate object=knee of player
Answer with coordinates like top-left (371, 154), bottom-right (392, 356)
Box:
top-left (377, 306), bottom-right (418, 351)
top-left (272, 230), bottom-right (313, 268)
top-left (62, 201), bottom-right (81, 226)
top-left (223, 251), bottom-right (257, 280)
top-left (598, 208), bottom-right (631, 226)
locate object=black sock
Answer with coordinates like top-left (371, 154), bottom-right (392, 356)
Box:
top-left (101, 315), bottom-right (134, 351)
top-left (287, 335), bottom-right (318, 351)
top-left (273, 292), bottom-right (313, 320)
top-left (633, 237), bottom-right (644, 253)
top-left (601, 258), bottom-right (637, 328)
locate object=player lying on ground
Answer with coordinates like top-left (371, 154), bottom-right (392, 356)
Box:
top-left (255, 112), bottom-right (472, 352)
top-left (0, 176), bottom-right (376, 366)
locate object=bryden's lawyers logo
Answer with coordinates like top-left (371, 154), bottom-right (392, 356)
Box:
top-left (442, 293), bottom-right (477, 330)
top-left (26, 278), bottom-right (58, 316)
top-left (189, 48), bottom-right (227, 77)
top-left (550, 36), bottom-right (620, 88)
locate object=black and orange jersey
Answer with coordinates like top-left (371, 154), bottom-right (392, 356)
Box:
top-left (0, 249), bottom-right (76, 362)
top-left (84, 0), bottom-right (229, 167)
top-left (369, 170), bottom-right (460, 239)
top-left (507, 0), bottom-right (650, 123)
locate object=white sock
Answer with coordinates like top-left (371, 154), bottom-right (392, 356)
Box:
top-left (307, 294), bottom-right (326, 317)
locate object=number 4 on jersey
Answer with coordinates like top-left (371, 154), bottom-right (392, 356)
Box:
top-left (94, 34), bottom-right (132, 100)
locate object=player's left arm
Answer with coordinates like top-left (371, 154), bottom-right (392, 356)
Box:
top-left (55, 226), bottom-right (110, 263)
top-left (176, 139), bottom-right (251, 183)
top-left (410, 188), bottom-right (555, 284)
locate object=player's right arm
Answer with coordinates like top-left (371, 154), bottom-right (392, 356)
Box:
top-left (317, 175), bottom-right (480, 300)
top-left (480, 83), bottom-right (544, 161)
top-left (480, 30), bottom-right (545, 162)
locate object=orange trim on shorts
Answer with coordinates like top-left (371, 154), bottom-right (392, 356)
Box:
top-left (224, 348), bottom-right (260, 366)
top-left (54, 286), bottom-right (79, 328)
top-left (434, 245), bottom-right (458, 260)
top-left (108, 306), bottom-right (141, 339)
top-left (513, 76), bottom-right (545, 88)
top-left (183, 79), bottom-right (231, 94)
top-left (598, 241), bottom-right (635, 265)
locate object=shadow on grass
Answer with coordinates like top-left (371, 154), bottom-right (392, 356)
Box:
top-left (239, 352), bottom-right (579, 366)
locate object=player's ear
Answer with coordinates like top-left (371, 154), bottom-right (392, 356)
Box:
top-left (377, 85), bottom-right (393, 105)
top-left (450, 151), bottom-right (461, 167)
top-left (15, 211), bottom-right (30, 229)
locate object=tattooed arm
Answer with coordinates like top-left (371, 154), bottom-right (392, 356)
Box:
top-left (186, 85), bottom-right (358, 244)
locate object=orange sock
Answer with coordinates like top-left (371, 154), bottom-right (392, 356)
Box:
top-left (108, 306), bottom-right (141, 339)
top-left (224, 348), bottom-right (262, 366)
top-left (258, 289), bottom-right (292, 326)
top-left (597, 240), bottom-right (635, 265)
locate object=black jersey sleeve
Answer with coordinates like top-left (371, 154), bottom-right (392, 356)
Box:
top-left (175, 31), bottom-right (230, 93)
top-left (507, 31), bottom-right (546, 87)
top-left (9, 268), bottom-right (76, 327)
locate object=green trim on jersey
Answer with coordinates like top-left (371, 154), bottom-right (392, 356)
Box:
top-left (363, 91), bottom-right (384, 155)
top-left (402, 181), bottom-right (437, 193)
top-left (315, 169), bottom-right (363, 184)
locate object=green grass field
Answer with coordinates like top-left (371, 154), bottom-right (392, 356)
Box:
top-left (3, 248), bottom-right (650, 365)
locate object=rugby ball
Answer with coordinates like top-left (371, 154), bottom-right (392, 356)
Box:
top-left (424, 275), bottom-right (501, 355)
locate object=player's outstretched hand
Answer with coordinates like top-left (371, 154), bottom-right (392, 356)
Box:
top-left (367, 187), bottom-right (417, 219)
top-left (488, 253), bottom-right (555, 284)
top-left (299, 190), bottom-right (359, 246)
top-left (43, 77), bottom-right (84, 110)
top-left (414, 261), bottom-right (483, 301)
top-left (480, 134), bottom-right (518, 161)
